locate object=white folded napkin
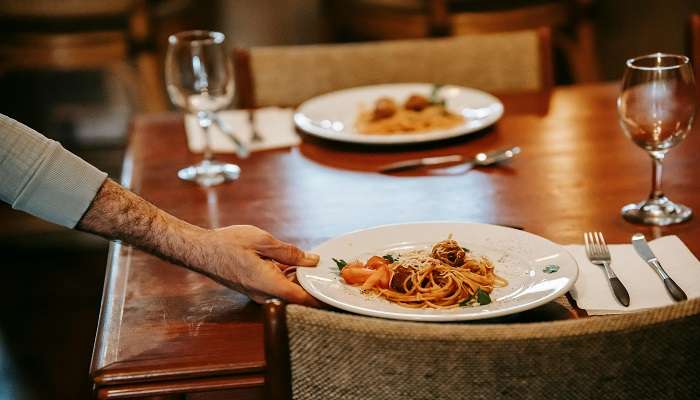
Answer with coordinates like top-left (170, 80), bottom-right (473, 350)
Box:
top-left (185, 108), bottom-right (300, 154)
top-left (567, 235), bottom-right (700, 315)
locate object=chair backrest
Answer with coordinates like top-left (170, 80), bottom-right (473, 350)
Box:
top-left (233, 28), bottom-right (553, 108)
top-left (0, 0), bottom-right (136, 18)
top-left (690, 14), bottom-right (700, 92)
top-left (264, 297), bottom-right (700, 400)
top-left (325, 0), bottom-right (571, 39)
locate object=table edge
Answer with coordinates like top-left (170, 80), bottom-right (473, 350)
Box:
top-left (95, 372), bottom-right (265, 399)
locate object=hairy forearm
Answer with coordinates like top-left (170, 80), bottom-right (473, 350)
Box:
top-left (76, 179), bottom-right (320, 305)
top-left (77, 179), bottom-right (210, 272)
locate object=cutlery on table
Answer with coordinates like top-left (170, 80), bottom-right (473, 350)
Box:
top-left (378, 146), bottom-right (521, 173)
top-left (631, 233), bottom-right (687, 302)
top-left (211, 112), bottom-right (250, 159)
top-left (584, 232), bottom-right (630, 307)
top-left (247, 109), bottom-right (264, 143)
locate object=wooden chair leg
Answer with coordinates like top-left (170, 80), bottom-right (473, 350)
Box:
top-left (109, 56), bottom-right (167, 114)
top-left (567, 18), bottom-right (600, 82)
top-left (263, 299), bottom-right (292, 400)
top-left (135, 51), bottom-right (168, 112)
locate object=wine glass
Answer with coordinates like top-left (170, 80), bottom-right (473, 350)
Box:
top-left (617, 53), bottom-right (696, 225)
top-left (165, 30), bottom-right (240, 186)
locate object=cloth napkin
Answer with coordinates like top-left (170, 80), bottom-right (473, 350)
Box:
top-left (185, 108), bottom-right (300, 153)
top-left (567, 235), bottom-right (700, 315)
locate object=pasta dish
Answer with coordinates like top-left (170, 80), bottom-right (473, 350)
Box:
top-left (355, 90), bottom-right (465, 135)
top-left (335, 237), bottom-right (507, 309)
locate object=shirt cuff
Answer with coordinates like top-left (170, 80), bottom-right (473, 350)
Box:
top-left (12, 142), bottom-right (107, 228)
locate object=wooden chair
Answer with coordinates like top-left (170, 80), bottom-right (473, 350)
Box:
top-left (264, 297), bottom-right (700, 400)
top-left (233, 28), bottom-right (553, 108)
top-left (324, 0), bottom-right (599, 83)
top-left (0, 0), bottom-right (167, 112)
top-left (690, 14), bottom-right (700, 93)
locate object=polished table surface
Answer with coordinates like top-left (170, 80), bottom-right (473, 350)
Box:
top-left (90, 82), bottom-right (700, 398)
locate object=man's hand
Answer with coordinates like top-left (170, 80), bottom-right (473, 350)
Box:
top-left (78, 179), bottom-right (321, 306)
top-left (199, 225), bottom-right (320, 305)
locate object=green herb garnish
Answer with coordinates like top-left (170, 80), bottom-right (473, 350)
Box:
top-left (543, 265), bottom-right (560, 274)
top-left (429, 84), bottom-right (446, 107)
top-left (461, 247), bottom-right (470, 253)
top-left (383, 254), bottom-right (395, 263)
top-left (475, 288), bottom-right (491, 305)
top-left (459, 295), bottom-right (474, 307)
top-left (332, 258), bottom-right (347, 270)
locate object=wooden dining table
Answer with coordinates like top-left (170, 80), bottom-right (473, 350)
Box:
top-left (90, 82), bottom-right (700, 399)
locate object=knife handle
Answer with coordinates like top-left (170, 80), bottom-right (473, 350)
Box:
top-left (609, 277), bottom-right (630, 307)
top-left (650, 260), bottom-right (687, 302)
top-left (663, 277), bottom-right (687, 302)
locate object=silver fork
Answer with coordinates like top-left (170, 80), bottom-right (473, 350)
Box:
top-left (583, 232), bottom-right (630, 307)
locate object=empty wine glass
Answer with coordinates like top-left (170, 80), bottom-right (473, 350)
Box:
top-left (617, 53), bottom-right (696, 225)
top-left (165, 30), bottom-right (240, 186)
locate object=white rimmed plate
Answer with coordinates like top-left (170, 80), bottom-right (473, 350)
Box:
top-left (293, 83), bottom-right (504, 144)
top-left (297, 222), bottom-right (578, 322)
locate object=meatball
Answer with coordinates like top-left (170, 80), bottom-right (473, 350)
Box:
top-left (390, 265), bottom-right (413, 292)
top-left (431, 239), bottom-right (466, 267)
top-left (404, 94), bottom-right (430, 111)
top-left (372, 97), bottom-right (397, 120)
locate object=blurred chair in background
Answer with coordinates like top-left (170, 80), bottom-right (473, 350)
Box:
top-left (234, 28), bottom-right (553, 108)
top-left (264, 298), bottom-right (700, 400)
top-left (0, 0), bottom-right (168, 113)
top-left (0, 0), bottom-right (175, 248)
top-left (690, 14), bottom-right (700, 94)
top-left (323, 0), bottom-right (599, 84)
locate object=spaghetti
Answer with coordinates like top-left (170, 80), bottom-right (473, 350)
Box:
top-left (338, 237), bottom-right (507, 309)
top-left (355, 94), bottom-right (464, 135)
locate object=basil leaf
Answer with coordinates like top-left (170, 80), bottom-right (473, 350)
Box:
top-left (461, 247), bottom-right (470, 253)
top-left (332, 258), bottom-right (347, 270)
top-left (476, 288), bottom-right (491, 305)
top-left (430, 84), bottom-right (443, 103)
top-left (383, 254), bottom-right (395, 263)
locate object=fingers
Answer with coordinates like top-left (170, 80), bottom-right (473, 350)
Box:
top-left (271, 262), bottom-right (298, 282)
top-left (257, 239), bottom-right (320, 267)
top-left (261, 273), bottom-right (323, 308)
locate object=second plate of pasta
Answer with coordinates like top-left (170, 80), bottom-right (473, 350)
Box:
top-left (297, 222), bottom-right (578, 321)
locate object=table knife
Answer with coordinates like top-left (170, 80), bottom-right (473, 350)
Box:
top-left (631, 233), bottom-right (687, 301)
top-left (211, 113), bottom-right (250, 159)
top-left (378, 146), bottom-right (520, 173)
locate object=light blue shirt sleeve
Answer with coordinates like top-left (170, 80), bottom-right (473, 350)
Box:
top-left (0, 113), bottom-right (108, 228)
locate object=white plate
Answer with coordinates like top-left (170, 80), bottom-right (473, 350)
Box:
top-left (293, 83), bottom-right (504, 144)
top-left (297, 222), bottom-right (578, 322)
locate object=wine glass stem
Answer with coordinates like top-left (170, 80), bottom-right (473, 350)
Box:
top-left (649, 153), bottom-right (665, 200)
top-left (198, 112), bottom-right (214, 163)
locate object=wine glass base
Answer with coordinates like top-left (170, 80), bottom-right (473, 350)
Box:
top-left (621, 196), bottom-right (692, 226)
top-left (178, 160), bottom-right (240, 187)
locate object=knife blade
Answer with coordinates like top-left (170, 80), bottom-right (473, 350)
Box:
top-left (379, 154), bottom-right (465, 172)
top-left (631, 233), bottom-right (687, 301)
top-left (378, 147), bottom-right (520, 173)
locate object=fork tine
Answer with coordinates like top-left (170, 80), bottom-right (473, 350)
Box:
top-left (584, 232), bottom-right (591, 257)
top-left (589, 231), bottom-right (597, 256)
top-left (596, 231), bottom-right (608, 256)
top-left (586, 232), bottom-right (597, 258)
top-left (587, 231), bottom-right (596, 257)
